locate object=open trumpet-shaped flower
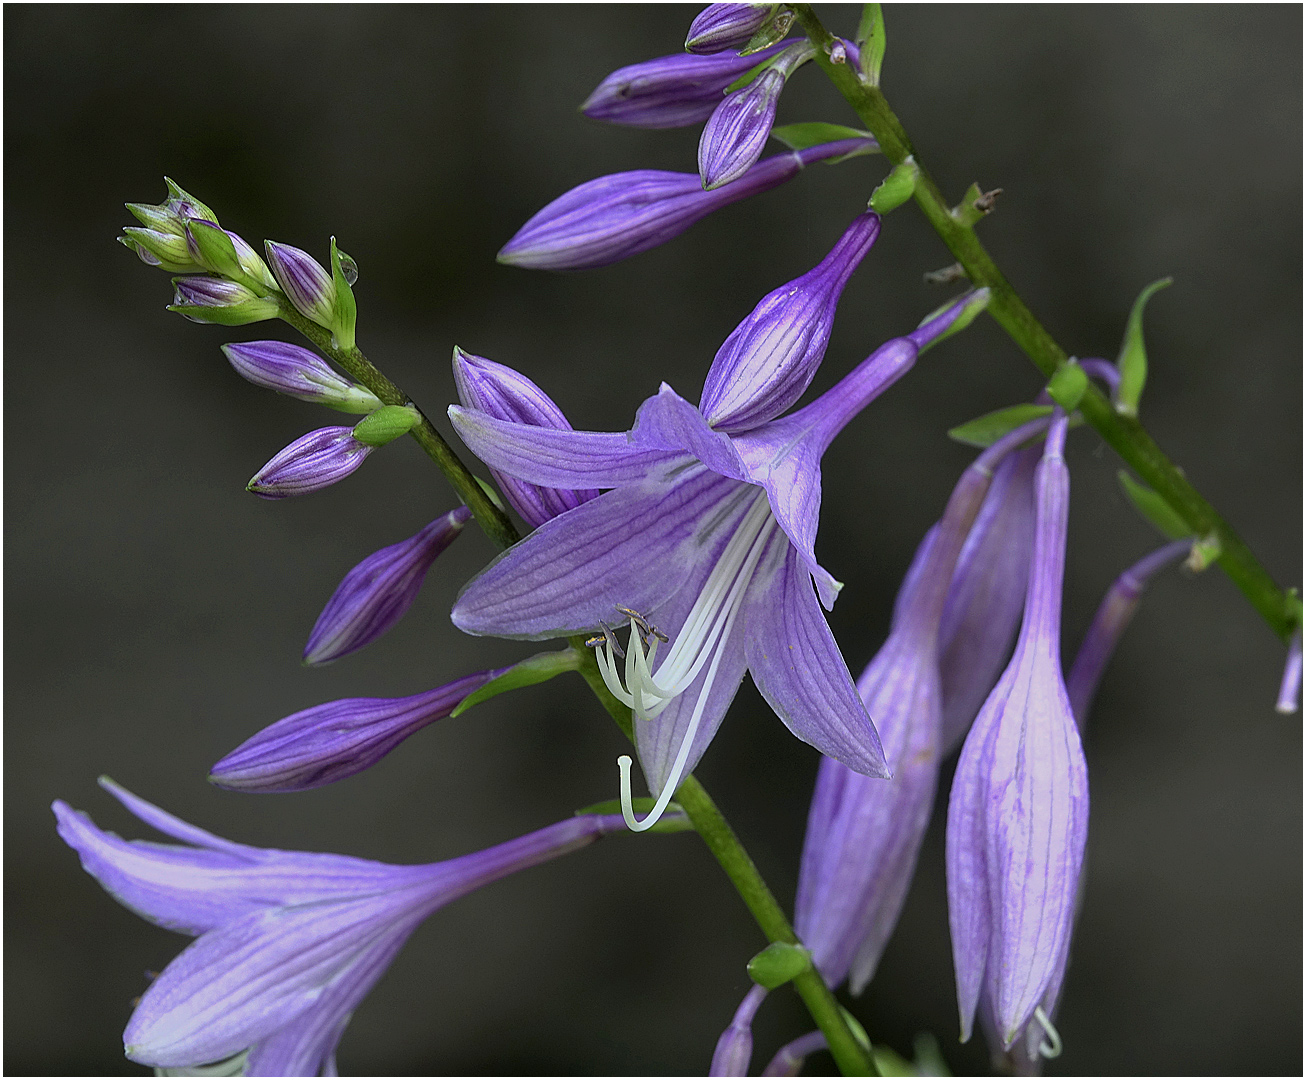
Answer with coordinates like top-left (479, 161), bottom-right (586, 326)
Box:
top-left (451, 291), bottom-right (988, 830)
top-left (54, 778), bottom-right (627, 1075)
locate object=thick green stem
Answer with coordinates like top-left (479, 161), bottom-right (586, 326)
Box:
top-left (793, 4), bottom-right (1299, 643)
top-left (276, 302), bottom-right (520, 551)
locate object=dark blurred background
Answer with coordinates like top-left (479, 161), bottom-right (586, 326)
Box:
top-left (5, 5), bottom-right (1301, 1076)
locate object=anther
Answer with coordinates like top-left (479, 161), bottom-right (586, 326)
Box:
top-left (1033, 1006), bottom-right (1062, 1059)
top-left (616, 605), bottom-right (669, 644)
top-left (585, 620), bottom-right (625, 658)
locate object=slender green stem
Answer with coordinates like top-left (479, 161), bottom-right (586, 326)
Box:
top-left (276, 302), bottom-right (520, 550)
top-left (793, 4), bottom-right (1299, 643)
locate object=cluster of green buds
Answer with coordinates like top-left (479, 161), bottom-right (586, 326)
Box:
top-left (119, 179), bottom-right (358, 350)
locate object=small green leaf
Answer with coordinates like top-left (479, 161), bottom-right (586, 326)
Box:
top-left (855, 3), bottom-right (886, 85)
top-left (1118, 471), bottom-right (1191, 540)
top-left (351, 404), bottom-right (420, 447)
top-left (1186, 532), bottom-right (1222, 572)
top-left (950, 182), bottom-right (986, 227)
top-left (452, 647), bottom-right (582, 717)
top-left (871, 1043), bottom-right (916, 1077)
top-left (573, 797), bottom-right (693, 834)
top-left (738, 5), bottom-right (794, 55)
top-left (1115, 277), bottom-right (1172, 418)
top-left (329, 236), bottom-right (358, 352)
top-left (186, 220), bottom-right (244, 281)
top-left (839, 1008), bottom-right (872, 1053)
top-left (1046, 362), bottom-right (1088, 412)
top-left (473, 475), bottom-right (510, 516)
top-left (868, 157), bottom-right (918, 214)
top-left (769, 122), bottom-right (874, 151)
top-left (948, 404), bottom-right (1054, 448)
top-left (747, 942), bottom-right (811, 989)
top-left (911, 1033), bottom-right (952, 1076)
top-left (166, 299), bottom-right (279, 326)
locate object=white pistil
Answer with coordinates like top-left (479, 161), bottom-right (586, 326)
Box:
top-left (613, 490), bottom-right (778, 831)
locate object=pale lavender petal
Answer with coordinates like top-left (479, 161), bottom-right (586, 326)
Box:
top-left (699, 67), bottom-right (786, 190)
top-left (1277, 629), bottom-right (1302, 715)
top-left (496, 140), bottom-right (875, 271)
top-left (709, 984), bottom-right (767, 1076)
top-left (449, 405), bottom-right (678, 490)
top-left (582, 43), bottom-right (790, 128)
top-left (209, 669), bottom-right (506, 793)
top-left (452, 466), bottom-right (748, 640)
top-left (686, 3), bottom-right (772, 53)
top-left (743, 545), bottom-right (888, 778)
top-left (629, 383), bottom-right (747, 481)
top-left (247, 427), bottom-right (373, 500)
top-left (700, 211), bottom-right (881, 431)
top-left (452, 348), bottom-right (599, 526)
top-left (762, 1031), bottom-right (827, 1076)
top-left (303, 508), bottom-right (472, 665)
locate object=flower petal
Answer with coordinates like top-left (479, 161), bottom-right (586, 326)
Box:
top-left (448, 405), bottom-right (677, 489)
top-left (743, 545), bottom-right (888, 777)
top-left (629, 383), bottom-right (747, 481)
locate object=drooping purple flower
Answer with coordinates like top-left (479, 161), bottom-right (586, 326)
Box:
top-left (709, 983), bottom-right (767, 1075)
top-left (449, 291), bottom-right (988, 830)
top-left (698, 43), bottom-right (814, 190)
top-left (170, 276), bottom-right (280, 326)
top-left (246, 426), bottom-right (373, 499)
top-left (1065, 538), bottom-right (1190, 722)
top-left (581, 42), bottom-right (791, 129)
top-left (1276, 628), bottom-right (1301, 715)
top-left (497, 138), bottom-right (877, 271)
top-left (946, 412), bottom-right (1089, 1054)
top-left (685, 3), bottom-right (774, 53)
top-left (700, 210), bottom-right (881, 432)
top-left (794, 420), bottom-right (1046, 995)
top-left (222, 340), bottom-right (382, 413)
top-left (264, 240), bottom-right (336, 329)
top-left (210, 668), bottom-right (506, 792)
top-left (55, 778), bottom-right (626, 1075)
top-left (453, 348), bottom-right (600, 528)
top-left (303, 507), bottom-right (472, 665)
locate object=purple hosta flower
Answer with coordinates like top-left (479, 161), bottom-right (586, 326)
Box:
top-left (698, 42), bottom-right (814, 190)
top-left (55, 778), bottom-right (625, 1074)
top-left (303, 507), bottom-right (472, 665)
top-left (709, 983), bottom-right (767, 1075)
top-left (686, 3), bottom-right (775, 53)
top-left (222, 340), bottom-right (382, 413)
top-left (946, 412), bottom-right (1088, 1059)
top-left (700, 210), bottom-right (880, 433)
top-left (497, 138), bottom-right (876, 271)
top-left (450, 291), bottom-right (988, 830)
top-left (581, 41), bottom-right (791, 129)
top-left (1276, 628), bottom-right (1302, 715)
top-left (246, 426), bottom-right (372, 499)
top-left (794, 420), bottom-right (1045, 995)
top-left (453, 348), bottom-right (599, 528)
top-left (210, 668), bottom-right (504, 791)
top-left (264, 241), bottom-right (337, 330)
top-left (170, 276), bottom-right (280, 326)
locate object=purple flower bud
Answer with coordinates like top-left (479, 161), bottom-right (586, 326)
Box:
top-left (582, 42), bottom-right (790, 129)
top-left (221, 340), bottom-right (382, 413)
top-left (709, 984), bottom-right (766, 1076)
top-left (121, 226), bottom-right (205, 273)
top-left (762, 1031), bottom-right (827, 1076)
top-left (246, 426), bottom-right (373, 499)
top-left (699, 210), bottom-right (881, 431)
top-left (498, 138), bottom-right (875, 271)
top-left (1065, 538), bottom-right (1190, 723)
top-left (184, 220), bottom-right (277, 291)
top-left (303, 508), bottom-right (472, 665)
top-left (264, 240), bottom-right (336, 328)
top-left (946, 413), bottom-right (1089, 1053)
top-left (210, 667), bottom-right (503, 791)
top-left (169, 276), bottom-right (280, 326)
top-left (686, 3), bottom-right (774, 53)
top-left (1277, 628), bottom-right (1302, 715)
top-left (698, 44), bottom-right (812, 190)
top-left (453, 348), bottom-right (599, 528)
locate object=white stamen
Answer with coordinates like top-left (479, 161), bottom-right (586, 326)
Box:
top-left (616, 490), bottom-right (777, 831)
top-left (1033, 1006), bottom-right (1062, 1059)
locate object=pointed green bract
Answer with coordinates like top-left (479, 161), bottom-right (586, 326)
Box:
top-left (747, 941), bottom-right (812, 988)
top-left (869, 157), bottom-right (918, 213)
top-left (948, 403), bottom-right (1055, 448)
top-left (1115, 277), bottom-right (1173, 418)
top-left (769, 121), bottom-right (875, 151)
top-left (1046, 361), bottom-right (1088, 412)
top-left (351, 404), bottom-right (420, 447)
top-left (739, 5), bottom-right (794, 55)
top-left (450, 647), bottom-right (582, 717)
top-left (855, 3), bottom-right (886, 85)
top-left (330, 237), bottom-right (358, 351)
top-left (1118, 470), bottom-right (1191, 540)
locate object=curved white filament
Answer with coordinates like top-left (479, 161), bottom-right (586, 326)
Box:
top-left (1033, 1006), bottom-right (1062, 1059)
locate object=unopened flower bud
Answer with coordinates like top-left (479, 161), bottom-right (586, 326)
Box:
top-left (184, 220), bottom-right (277, 292)
top-left (220, 341), bottom-right (381, 413)
top-left (709, 985), bottom-right (766, 1076)
top-left (698, 43), bottom-right (814, 190)
top-left (582, 42), bottom-right (790, 129)
top-left (246, 426), bottom-right (373, 499)
top-left (264, 240), bottom-right (336, 329)
top-left (168, 277), bottom-right (279, 326)
top-left (686, 3), bottom-right (774, 54)
top-left (303, 507), bottom-right (472, 665)
top-left (351, 404), bottom-right (421, 447)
